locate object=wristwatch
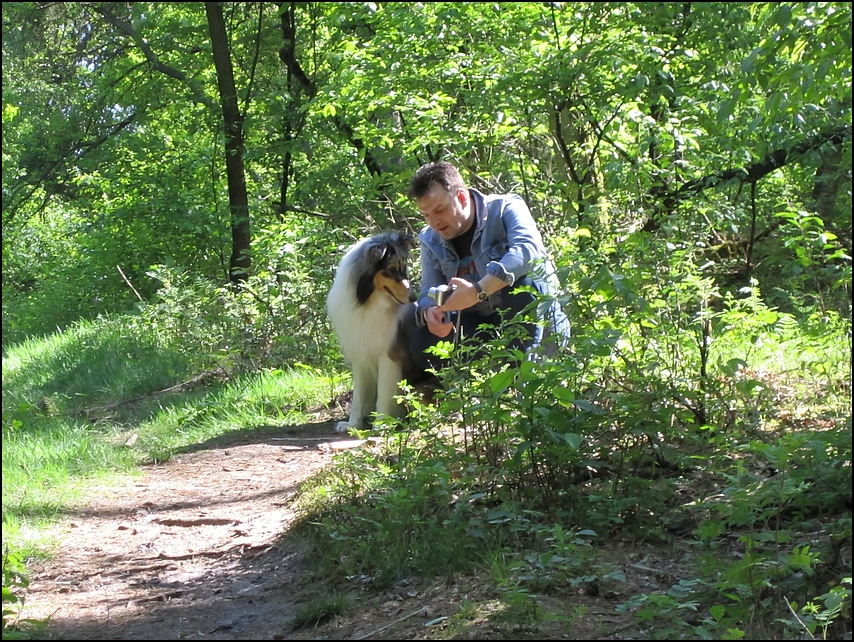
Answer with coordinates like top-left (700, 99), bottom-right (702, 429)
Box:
top-left (473, 280), bottom-right (488, 302)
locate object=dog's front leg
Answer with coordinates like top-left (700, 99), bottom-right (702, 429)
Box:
top-left (337, 365), bottom-right (377, 433)
top-left (376, 358), bottom-right (404, 421)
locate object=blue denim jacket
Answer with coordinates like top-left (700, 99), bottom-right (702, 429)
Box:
top-left (417, 188), bottom-right (570, 341)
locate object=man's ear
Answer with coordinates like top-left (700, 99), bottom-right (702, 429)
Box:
top-left (456, 188), bottom-right (468, 208)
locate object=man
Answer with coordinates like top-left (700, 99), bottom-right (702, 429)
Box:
top-left (408, 160), bottom-right (570, 372)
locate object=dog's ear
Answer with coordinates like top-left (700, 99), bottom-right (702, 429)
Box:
top-left (399, 232), bottom-right (416, 250)
top-left (367, 242), bottom-right (388, 264)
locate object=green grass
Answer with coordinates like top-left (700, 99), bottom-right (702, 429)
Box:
top-left (288, 593), bottom-right (352, 630)
top-left (1, 314), bottom-right (343, 559)
top-left (2, 318), bottom-right (194, 411)
top-left (2, 295), bottom-right (850, 640)
top-left (2, 417), bottom-right (139, 555)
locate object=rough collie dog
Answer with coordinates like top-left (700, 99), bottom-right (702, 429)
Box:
top-left (327, 231), bottom-right (425, 433)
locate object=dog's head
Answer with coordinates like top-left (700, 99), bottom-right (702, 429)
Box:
top-left (355, 231), bottom-right (417, 306)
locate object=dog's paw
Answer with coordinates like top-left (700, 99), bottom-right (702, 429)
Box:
top-left (334, 421), bottom-right (354, 433)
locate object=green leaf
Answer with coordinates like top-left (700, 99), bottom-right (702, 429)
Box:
top-left (562, 432), bottom-right (583, 450)
top-left (717, 98), bottom-right (736, 123)
top-left (710, 604), bottom-right (727, 622)
top-left (772, 4), bottom-right (792, 28)
top-left (572, 399), bottom-right (600, 413)
top-left (721, 358), bottom-right (749, 377)
top-left (488, 370), bottom-right (516, 394)
top-left (552, 387), bottom-right (575, 403)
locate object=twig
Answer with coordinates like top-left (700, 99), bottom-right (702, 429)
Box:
top-left (784, 595), bottom-right (816, 640)
top-left (353, 606), bottom-right (428, 639)
top-left (79, 370), bottom-right (227, 416)
top-left (116, 265), bottom-right (143, 301)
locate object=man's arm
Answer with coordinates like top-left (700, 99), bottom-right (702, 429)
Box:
top-left (440, 274), bottom-right (506, 312)
top-left (486, 195), bottom-right (548, 286)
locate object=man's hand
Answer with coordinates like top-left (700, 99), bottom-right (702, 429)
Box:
top-left (439, 275), bottom-right (504, 312)
top-left (425, 305), bottom-right (455, 338)
top-left (438, 277), bottom-right (479, 312)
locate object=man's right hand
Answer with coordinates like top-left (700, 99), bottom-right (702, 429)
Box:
top-left (425, 305), bottom-right (455, 338)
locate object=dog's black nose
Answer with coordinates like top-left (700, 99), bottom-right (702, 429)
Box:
top-left (408, 290), bottom-right (417, 303)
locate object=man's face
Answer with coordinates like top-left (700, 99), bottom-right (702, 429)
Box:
top-left (416, 184), bottom-right (471, 240)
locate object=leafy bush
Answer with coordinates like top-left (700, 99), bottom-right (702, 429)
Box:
top-left (2, 544), bottom-right (44, 639)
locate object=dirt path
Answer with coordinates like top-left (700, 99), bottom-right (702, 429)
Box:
top-left (20, 419), bottom-right (354, 640)
top-left (19, 416), bottom-right (650, 640)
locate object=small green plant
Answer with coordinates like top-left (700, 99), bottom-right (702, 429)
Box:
top-left (618, 579), bottom-right (720, 639)
top-left (489, 522), bottom-right (601, 594)
top-left (793, 576), bottom-right (852, 640)
top-left (2, 544), bottom-right (45, 639)
top-left (287, 593), bottom-right (351, 630)
top-left (293, 420), bottom-right (491, 587)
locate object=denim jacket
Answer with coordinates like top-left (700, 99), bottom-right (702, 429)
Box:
top-left (417, 188), bottom-right (570, 339)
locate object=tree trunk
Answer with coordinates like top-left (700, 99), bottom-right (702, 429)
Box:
top-left (205, 2), bottom-right (251, 284)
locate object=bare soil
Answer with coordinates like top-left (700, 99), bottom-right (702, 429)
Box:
top-left (20, 419), bottom-right (346, 640)
top-left (19, 415), bottom-right (656, 640)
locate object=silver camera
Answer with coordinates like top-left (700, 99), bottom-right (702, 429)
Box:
top-left (427, 284), bottom-right (456, 307)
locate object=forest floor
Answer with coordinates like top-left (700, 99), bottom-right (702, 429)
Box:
top-left (19, 410), bottom-right (672, 641)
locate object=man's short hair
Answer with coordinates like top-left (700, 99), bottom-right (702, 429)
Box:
top-left (409, 161), bottom-right (466, 199)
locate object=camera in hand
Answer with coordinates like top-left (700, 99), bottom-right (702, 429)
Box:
top-left (427, 284), bottom-right (456, 307)
top-left (426, 284), bottom-right (457, 324)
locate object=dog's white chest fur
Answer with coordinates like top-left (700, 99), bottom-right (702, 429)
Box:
top-left (329, 295), bottom-right (397, 359)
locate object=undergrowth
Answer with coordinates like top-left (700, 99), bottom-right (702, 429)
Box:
top-left (293, 273), bottom-right (852, 639)
top-left (2, 247), bottom-right (850, 639)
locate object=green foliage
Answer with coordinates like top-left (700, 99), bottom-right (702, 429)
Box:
top-left (139, 223), bottom-right (338, 372)
top-left (2, 546), bottom-right (27, 637)
top-left (4, 1), bottom-right (852, 343)
top-left (294, 424), bottom-right (489, 586)
top-left (796, 576), bottom-right (852, 640)
top-left (2, 545), bottom-right (45, 639)
top-left (618, 527), bottom-right (852, 640)
top-left (1, 2), bottom-right (851, 638)
top-left (288, 593), bottom-right (352, 631)
top-left (295, 254), bottom-right (849, 636)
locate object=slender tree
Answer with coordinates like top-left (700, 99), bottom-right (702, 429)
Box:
top-left (205, 1), bottom-right (251, 284)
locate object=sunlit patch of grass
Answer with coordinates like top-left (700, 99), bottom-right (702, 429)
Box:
top-left (2, 316), bottom-right (340, 562)
top-left (434, 593), bottom-right (582, 639)
top-left (2, 315), bottom-right (197, 416)
top-left (1, 415), bottom-right (139, 555)
top-left (288, 593), bottom-right (351, 630)
top-left (133, 367), bottom-right (340, 462)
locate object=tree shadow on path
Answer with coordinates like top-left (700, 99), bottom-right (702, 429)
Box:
top-left (21, 418), bottom-right (351, 640)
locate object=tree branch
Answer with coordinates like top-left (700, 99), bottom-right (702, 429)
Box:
top-left (240, 2), bottom-right (264, 119)
top-left (676, 125), bottom-right (851, 199)
top-left (92, 5), bottom-right (217, 111)
top-left (277, 6), bottom-right (383, 178)
top-left (551, 104), bottom-right (582, 185)
top-left (3, 111), bottom-right (139, 226)
top-left (278, 204), bottom-right (331, 219)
